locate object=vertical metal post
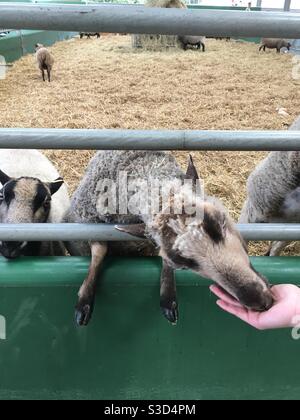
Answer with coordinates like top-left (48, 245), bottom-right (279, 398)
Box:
top-left (19, 30), bottom-right (25, 56)
top-left (284, 0), bottom-right (291, 11)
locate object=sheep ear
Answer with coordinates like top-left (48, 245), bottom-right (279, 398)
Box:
top-left (185, 155), bottom-right (199, 181)
top-left (0, 169), bottom-right (11, 186)
top-left (115, 224), bottom-right (147, 238)
top-left (49, 178), bottom-right (64, 196)
top-left (202, 209), bottom-right (226, 243)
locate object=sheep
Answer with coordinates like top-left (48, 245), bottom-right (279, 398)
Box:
top-left (80, 33), bottom-right (101, 39)
top-left (35, 44), bottom-right (54, 82)
top-left (178, 36), bottom-right (206, 52)
top-left (65, 151), bottom-right (273, 327)
top-left (0, 149), bottom-right (69, 259)
top-left (239, 116), bottom-right (300, 256)
top-left (259, 38), bottom-right (291, 54)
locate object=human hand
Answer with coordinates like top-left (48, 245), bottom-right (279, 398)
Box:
top-left (210, 284), bottom-right (300, 330)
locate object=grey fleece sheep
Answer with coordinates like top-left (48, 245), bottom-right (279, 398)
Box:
top-left (178, 36), bottom-right (206, 52)
top-left (65, 151), bottom-right (183, 257)
top-left (35, 44), bottom-right (54, 82)
top-left (240, 116), bottom-right (300, 256)
top-left (66, 151), bottom-right (273, 327)
top-left (259, 38), bottom-right (291, 53)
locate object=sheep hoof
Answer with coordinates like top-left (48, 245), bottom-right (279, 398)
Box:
top-left (75, 299), bottom-right (94, 327)
top-left (161, 301), bottom-right (178, 326)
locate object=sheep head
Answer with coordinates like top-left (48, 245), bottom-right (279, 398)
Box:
top-left (116, 156), bottom-right (273, 312)
top-left (0, 170), bottom-right (64, 259)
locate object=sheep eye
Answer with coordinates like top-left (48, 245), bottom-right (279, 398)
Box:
top-left (43, 199), bottom-right (51, 210)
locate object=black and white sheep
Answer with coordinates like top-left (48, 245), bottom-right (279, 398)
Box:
top-left (0, 149), bottom-right (69, 258)
top-left (80, 33), bottom-right (101, 39)
top-left (65, 151), bottom-right (273, 327)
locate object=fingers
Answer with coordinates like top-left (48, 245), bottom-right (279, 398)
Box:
top-left (210, 285), bottom-right (263, 330)
top-left (210, 285), bottom-right (243, 308)
top-left (216, 299), bottom-right (248, 321)
top-left (271, 284), bottom-right (299, 301)
top-left (216, 299), bottom-right (262, 329)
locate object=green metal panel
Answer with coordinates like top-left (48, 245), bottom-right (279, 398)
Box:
top-left (0, 31), bottom-right (23, 62)
top-left (0, 30), bottom-right (77, 63)
top-left (0, 256), bottom-right (299, 400)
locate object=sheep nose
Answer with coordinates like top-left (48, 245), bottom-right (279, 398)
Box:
top-left (263, 293), bottom-right (274, 311)
top-left (236, 284), bottom-right (274, 312)
top-left (253, 292), bottom-right (274, 312)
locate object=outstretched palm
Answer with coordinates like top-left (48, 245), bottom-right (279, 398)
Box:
top-left (210, 284), bottom-right (300, 330)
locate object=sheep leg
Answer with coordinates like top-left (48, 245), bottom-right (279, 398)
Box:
top-left (75, 241), bottom-right (107, 327)
top-left (65, 240), bottom-right (90, 256)
top-left (266, 241), bottom-right (290, 256)
top-left (160, 260), bottom-right (178, 325)
top-left (41, 68), bottom-right (45, 82)
top-left (201, 42), bottom-right (205, 52)
top-left (47, 67), bottom-right (51, 83)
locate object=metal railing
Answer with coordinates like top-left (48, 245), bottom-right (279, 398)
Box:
top-left (1, 128), bottom-right (300, 151)
top-left (0, 4), bottom-right (300, 38)
top-left (1, 4), bottom-right (300, 242)
top-left (0, 224), bottom-right (300, 242)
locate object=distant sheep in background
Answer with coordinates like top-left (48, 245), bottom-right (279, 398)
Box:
top-left (259, 38), bottom-right (291, 54)
top-left (35, 44), bottom-right (54, 82)
top-left (80, 33), bottom-right (101, 39)
top-left (178, 36), bottom-right (206, 52)
top-left (239, 116), bottom-right (300, 256)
